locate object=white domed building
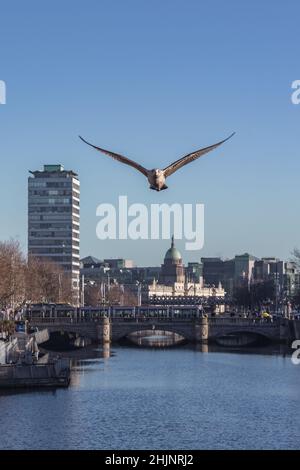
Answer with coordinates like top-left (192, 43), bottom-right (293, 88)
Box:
top-left (148, 237), bottom-right (225, 300)
top-left (160, 236), bottom-right (185, 285)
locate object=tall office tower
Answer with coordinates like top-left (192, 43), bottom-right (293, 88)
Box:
top-left (28, 164), bottom-right (80, 305)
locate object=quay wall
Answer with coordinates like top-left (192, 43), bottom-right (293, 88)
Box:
top-left (0, 339), bottom-right (18, 364)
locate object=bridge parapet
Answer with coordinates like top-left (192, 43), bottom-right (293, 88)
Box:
top-left (29, 316), bottom-right (293, 344)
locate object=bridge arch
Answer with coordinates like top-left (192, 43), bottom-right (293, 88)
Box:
top-left (214, 329), bottom-right (273, 347)
top-left (38, 325), bottom-right (95, 349)
top-left (112, 322), bottom-right (195, 343)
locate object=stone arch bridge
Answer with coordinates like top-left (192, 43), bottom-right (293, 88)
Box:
top-left (29, 316), bottom-right (297, 345)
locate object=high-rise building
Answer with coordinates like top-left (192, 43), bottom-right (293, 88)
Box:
top-left (28, 164), bottom-right (80, 305)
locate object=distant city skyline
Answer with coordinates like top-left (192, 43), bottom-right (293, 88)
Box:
top-left (1, 1), bottom-right (300, 265)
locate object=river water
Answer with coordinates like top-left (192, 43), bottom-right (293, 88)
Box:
top-left (0, 345), bottom-right (299, 450)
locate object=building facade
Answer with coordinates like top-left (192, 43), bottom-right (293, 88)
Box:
top-left (234, 253), bottom-right (257, 288)
top-left (201, 257), bottom-right (224, 286)
top-left (201, 257), bottom-right (235, 295)
top-left (253, 258), bottom-right (300, 297)
top-left (148, 238), bottom-right (225, 302)
top-left (28, 164), bottom-right (80, 305)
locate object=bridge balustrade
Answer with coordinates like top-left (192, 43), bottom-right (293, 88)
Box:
top-left (209, 317), bottom-right (279, 326)
top-left (26, 306), bottom-right (282, 325)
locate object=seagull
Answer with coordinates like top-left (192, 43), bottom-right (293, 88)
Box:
top-left (79, 132), bottom-right (235, 191)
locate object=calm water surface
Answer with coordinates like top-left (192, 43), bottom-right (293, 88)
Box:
top-left (0, 345), bottom-right (299, 450)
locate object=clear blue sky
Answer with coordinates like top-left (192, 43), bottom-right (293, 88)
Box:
top-left (0, 0), bottom-right (299, 266)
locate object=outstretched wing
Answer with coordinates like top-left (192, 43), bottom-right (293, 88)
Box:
top-left (163, 132), bottom-right (235, 178)
top-left (79, 136), bottom-right (149, 177)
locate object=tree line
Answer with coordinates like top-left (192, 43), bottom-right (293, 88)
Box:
top-left (0, 239), bottom-right (72, 311)
top-left (0, 239), bottom-right (138, 310)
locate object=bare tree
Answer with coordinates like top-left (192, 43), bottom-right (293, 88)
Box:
top-left (0, 240), bottom-right (74, 311)
top-left (106, 285), bottom-right (138, 306)
top-left (0, 320), bottom-right (15, 337)
top-left (0, 239), bottom-right (26, 310)
top-left (26, 256), bottom-right (72, 304)
top-left (123, 287), bottom-right (138, 306)
top-left (84, 283), bottom-right (102, 307)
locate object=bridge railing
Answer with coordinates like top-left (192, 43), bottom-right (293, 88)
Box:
top-left (28, 315), bottom-right (281, 326)
top-left (29, 316), bottom-right (199, 324)
top-left (29, 317), bottom-right (76, 324)
top-left (209, 317), bottom-right (280, 327)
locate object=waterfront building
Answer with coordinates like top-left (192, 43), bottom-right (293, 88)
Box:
top-left (148, 278), bottom-right (224, 299)
top-left (81, 239), bottom-right (226, 305)
top-left (147, 238), bottom-right (225, 302)
top-left (28, 164), bottom-right (80, 305)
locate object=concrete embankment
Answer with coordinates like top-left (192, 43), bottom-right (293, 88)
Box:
top-left (0, 339), bottom-right (18, 364)
top-left (0, 358), bottom-right (70, 388)
top-left (0, 331), bottom-right (70, 389)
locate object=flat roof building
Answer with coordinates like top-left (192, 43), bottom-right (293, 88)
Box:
top-left (28, 164), bottom-right (80, 305)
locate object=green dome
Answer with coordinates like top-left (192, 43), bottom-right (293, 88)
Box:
top-left (164, 237), bottom-right (182, 261)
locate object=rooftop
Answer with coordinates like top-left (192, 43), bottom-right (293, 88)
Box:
top-left (29, 164), bottom-right (78, 178)
top-left (164, 236), bottom-right (182, 262)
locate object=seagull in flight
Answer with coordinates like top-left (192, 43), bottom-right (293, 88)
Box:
top-left (79, 132), bottom-right (235, 191)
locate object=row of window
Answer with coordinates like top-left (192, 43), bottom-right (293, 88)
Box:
top-left (29, 181), bottom-right (74, 188)
top-left (29, 190), bottom-right (73, 197)
top-left (29, 198), bottom-right (73, 205)
top-left (29, 214), bottom-right (79, 220)
top-left (29, 247), bottom-right (80, 255)
top-left (28, 238), bottom-right (80, 247)
top-left (29, 197), bottom-right (80, 205)
top-left (29, 225), bottom-right (79, 236)
top-left (29, 223), bottom-right (73, 229)
top-left (29, 207), bottom-right (72, 213)
top-left (28, 218), bottom-right (79, 228)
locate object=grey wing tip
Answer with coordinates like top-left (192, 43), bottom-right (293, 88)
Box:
top-left (79, 135), bottom-right (91, 146)
top-left (219, 132), bottom-right (235, 145)
top-left (226, 132), bottom-right (236, 141)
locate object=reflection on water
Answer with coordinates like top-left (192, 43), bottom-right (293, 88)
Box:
top-left (0, 343), bottom-right (299, 450)
top-left (128, 331), bottom-right (186, 347)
